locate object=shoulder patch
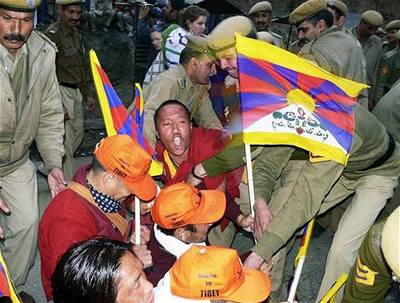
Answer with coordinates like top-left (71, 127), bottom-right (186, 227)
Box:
top-left (355, 256), bottom-right (378, 286)
top-left (177, 78), bottom-right (187, 88)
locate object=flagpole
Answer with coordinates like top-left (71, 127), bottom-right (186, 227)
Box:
top-left (245, 144), bottom-right (256, 220)
top-left (135, 196), bottom-right (141, 245)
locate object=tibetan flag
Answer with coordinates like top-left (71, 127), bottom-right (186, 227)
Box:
top-left (89, 50), bottom-right (163, 176)
top-left (236, 34), bottom-right (368, 165)
top-left (133, 83), bottom-right (145, 148)
top-left (0, 251), bottom-right (21, 302)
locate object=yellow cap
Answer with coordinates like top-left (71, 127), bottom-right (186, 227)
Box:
top-left (381, 207), bottom-right (400, 277)
top-left (326, 0), bottom-right (348, 16)
top-left (361, 10), bottom-right (383, 27)
top-left (248, 1), bottom-right (272, 15)
top-left (55, 0), bottom-right (82, 4)
top-left (289, 0), bottom-right (327, 25)
top-left (385, 20), bottom-right (400, 31)
top-left (208, 16), bottom-right (254, 53)
top-left (0, 0), bottom-right (41, 11)
top-left (186, 34), bottom-right (216, 59)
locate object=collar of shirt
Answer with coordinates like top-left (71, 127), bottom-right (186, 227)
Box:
top-left (0, 43), bottom-right (27, 77)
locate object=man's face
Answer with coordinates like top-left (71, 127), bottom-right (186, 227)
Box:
top-left (251, 11), bottom-right (271, 31)
top-left (150, 31), bottom-right (162, 50)
top-left (358, 21), bottom-right (379, 38)
top-left (192, 55), bottom-right (216, 84)
top-left (0, 9), bottom-right (33, 56)
top-left (59, 4), bottom-right (82, 28)
top-left (116, 252), bottom-right (154, 303)
top-left (217, 47), bottom-right (238, 78)
top-left (386, 29), bottom-right (398, 44)
top-left (176, 224), bottom-right (211, 243)
top-left (156, 104), bottom-right (191, 160)
top-left (297, 20), bottom-right (319, 44)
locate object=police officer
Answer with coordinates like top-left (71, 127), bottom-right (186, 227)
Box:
top-left (342, 206), bottom-right (400, 302)
top-left (137, 35), bottom-right (223, 147)
top-left (384, 30), bottom-right (400, 92)
top-left (0, 0), bottom-right (65, 301)
top-left (247, 1), bottom-right (283, 48)
top-left (384, 20), bottom-right (400, 52)
top-left (351, 10), bottom-right (387, 109)
top-left (44, 0), bottom-right (95, 180)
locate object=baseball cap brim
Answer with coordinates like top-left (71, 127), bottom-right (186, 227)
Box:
top-left (225, 268), bottom-right (271, 303)
top-left (126, 173), bottom-right (157, 201)
top-left (191, 189), bottom-right (226, 225)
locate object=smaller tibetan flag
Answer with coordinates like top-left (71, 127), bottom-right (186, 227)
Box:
top-left (133, 83), bottom-right (145, 148)
top-left (89, 50), bottom-right (163, 176)
top-left (0, 251), bottom-right (21, 302)
top-left (236, 34), bottom-right (368, 165)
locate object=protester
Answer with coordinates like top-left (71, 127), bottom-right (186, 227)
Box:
top-left (44, 0), bottom-right (95, 181)
top-left (52, 238), bottom-right (154, 303)
top-left (39, 135), bottom-right (157, 301)
top-left (138, 35), bottom-right (222, 147)
top-left (247, 1), bottom-right (283, 47)
top-left (342, 207), bottom-right (400, 302)
top-left (154, 245), bottom-right (271, 303)
top-left (0, 1), bottom-right (65, 301)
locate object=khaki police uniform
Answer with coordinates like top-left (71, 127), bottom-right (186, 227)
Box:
top-left (45, 17), bottom-right (89, 180)
top-left (0, 23), bottom-right (64, 293)
top-left (141, 65), bottom-right (222, 147)
top-left (384, 47), bottom-right (400, 92)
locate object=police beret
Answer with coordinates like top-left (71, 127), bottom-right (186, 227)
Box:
top-left (326, 0), bottom-right (348, 17)
top-left (395, 30), bottom-right (400, 40)
top-left (248, 1), bottom-right (272, 15)
top-left (55, 0), bottom-right (82, 5)
top-left (376, 27), bottom-right (386, 35)
top-left (256, 31), bottom-right (274, 43)
top-left (0, 0), bottom-right (41, 11)
top-left (385, 20), bottom-right (400, 31)
top-left (289, 0), bottom-right (327, 25)
top-left (186, 34), bottom-right (215, 59)
top-left (382, 207), bottom-right (400, 277)
top-left (208, 16), bottom-right (254, 53)
top-left (361, 10), bottom-right (383, 27)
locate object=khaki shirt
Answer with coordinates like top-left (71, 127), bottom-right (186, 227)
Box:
top-left (252, 104), bottom-right (400, 261)
top-left (351, 27), bottom-right (387, 105)
top-left (0, 31), bottom-right (64, 176)
top-left (44, 20), bottom-right (89, 98)
top-left (141, 64), bottom-right (223, 147)
top-left (299, 26), bottom-right (368, 108)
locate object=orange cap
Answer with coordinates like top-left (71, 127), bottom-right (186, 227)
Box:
top-left (94, 135), bottom-right (157, 201)
top-left (170, 245), bottom-right (271, 302)
top-left (150, 183), bottom-right (226, 229)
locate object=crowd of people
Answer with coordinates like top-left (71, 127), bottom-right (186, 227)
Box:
top-left (0, 0), bottom-right (399, 303)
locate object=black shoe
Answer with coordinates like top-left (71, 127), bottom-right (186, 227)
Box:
top-left (18, 292), bottom-right (36, 303)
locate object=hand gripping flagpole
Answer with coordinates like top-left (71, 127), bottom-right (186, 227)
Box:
top-left (244, 144), bottom-right (256, 229)
top-left (287, 218), bottom-right (315, 303)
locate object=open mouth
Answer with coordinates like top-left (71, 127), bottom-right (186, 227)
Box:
top-left (173, 136), bottom-right (182, 148)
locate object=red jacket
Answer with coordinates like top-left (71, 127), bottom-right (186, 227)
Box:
top-left (39, 164), bottom-right (125, 301)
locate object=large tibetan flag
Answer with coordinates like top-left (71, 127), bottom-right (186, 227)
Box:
top-left (236, 34), bottom-right (368, 165)
top-left (89, 50), bottom-right (162, 176)
top-left (0, 251), bottom-right (21, 302)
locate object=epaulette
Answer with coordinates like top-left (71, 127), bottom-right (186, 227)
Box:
top-left (385, 48), bottom-right (398, 59)
top-left (34, 30), bottom-right (58, 52)
top-left (177, 78), bottom-right (187, 89)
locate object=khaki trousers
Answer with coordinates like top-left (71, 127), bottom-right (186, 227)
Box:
top-left (0, 160), bottom-right (38, 290)
top-left (60, 86), bottom-right (84, 181)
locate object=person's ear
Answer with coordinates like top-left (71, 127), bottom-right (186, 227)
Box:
top-left (174, 227), bottom-right (191, 242)
top-left (103, 171), bottom-right (115, 188)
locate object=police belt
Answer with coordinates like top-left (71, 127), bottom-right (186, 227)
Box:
top-left (59, 82), bottom-right (79, 89)
top-left (360, 132), bottom-right (396, 171)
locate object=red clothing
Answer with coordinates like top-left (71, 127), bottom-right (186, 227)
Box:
top-left (155, 127), bottom-right (243, 198)
top-left (39, 164), bottom-right (125, 301)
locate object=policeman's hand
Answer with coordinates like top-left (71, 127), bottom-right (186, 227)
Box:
top-left (132, 244), bottom-right (153, 268)
top-left (63, 105), bottom-right (70, 121)
top-left (0, 196), bottom-right (11, 238)
top-left (186, 164), bottom-right (206, 187)
top-left (254, 198), bottom-right (273, 241)
top-left (243, 251), bottom-right (264, 270)
top-left (129, 225), bottom-right (151, 245)
top-left (236, 213), bottom-right (254, 232)
top-left (86, 97), bottom-right (96, 111)
top-left (48, 167), bottom-right (67, 198)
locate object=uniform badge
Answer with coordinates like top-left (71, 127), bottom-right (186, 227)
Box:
top-left (355, 256), bottom-right (378, 286)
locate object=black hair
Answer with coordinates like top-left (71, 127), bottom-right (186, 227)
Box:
top-left (178, 5), bottom-right (209, 30)
top-left (153, 100), bottom-right (191, 130)
top-left (157, 224), bottom-right (197, 236)
top-left (307, 9), bottom-right (334, 28)
top-left (169, 0), bottom-right (185, 11)
top-left (179, 46), bottom-right (210, 65)
top-left (52, 238), bottom-right (132, 303)
top-left (90, 155), bottom-right (107, 174)
top-left (327, 5), bottom-right (344, 20)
